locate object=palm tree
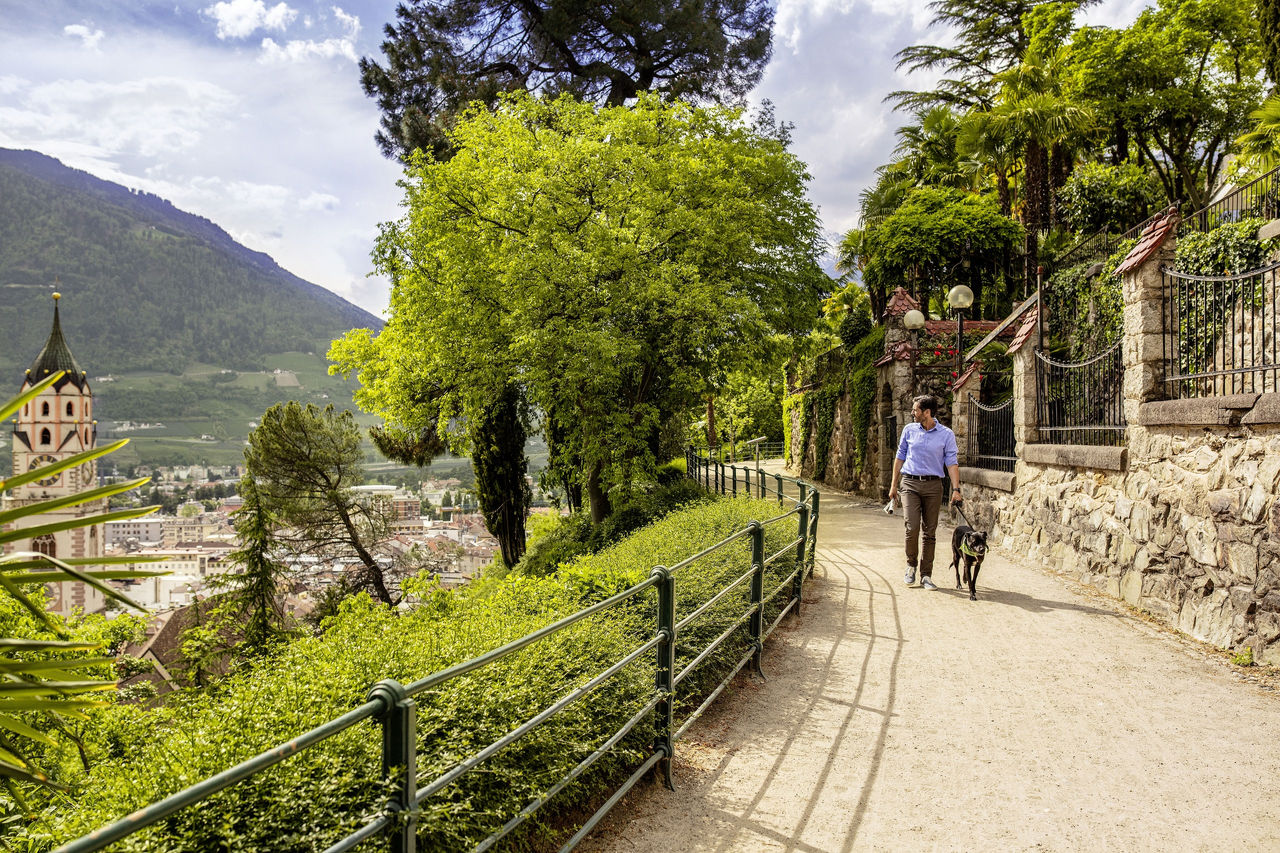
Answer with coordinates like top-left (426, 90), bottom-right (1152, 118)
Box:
top-left (0, 371), bottom-right (161, 785)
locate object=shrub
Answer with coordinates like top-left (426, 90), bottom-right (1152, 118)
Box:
top-left (1057, 162), bottom-right (1163, 235)
top-left (40, 497), bottom-right (799, 852)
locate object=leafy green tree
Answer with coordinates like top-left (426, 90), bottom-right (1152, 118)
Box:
top-left (1261, 0), bottom-right (1280, 85)
top-left (360, 0), bottom-right (774, 160)
top-left (331, 93), bottom-right (825, 523)
top-left (243, 403), bottom-right (396, 605)
top-left (1056, 161), bottom-right (1164, 234)
top-left (862, 187), bottom-right (1023, 319)
top-left (1236, 95), bottom-right (1280, 174)
top-left (1065, 0), bottom-right (1266, 210)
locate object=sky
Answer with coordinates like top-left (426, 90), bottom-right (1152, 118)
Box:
top-left (0, 0), bottom-right (1148, 317)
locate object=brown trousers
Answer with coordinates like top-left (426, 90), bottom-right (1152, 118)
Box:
top-left (902, 477), bottom-right (944, 576)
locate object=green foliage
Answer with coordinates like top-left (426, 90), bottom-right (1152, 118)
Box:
top-left (811, 386), bottom-right (840, 481)
top-left (331, 92), bottom-right (826, 521)
top-left (1233, 647), bottom-right (1255, 667)
top-left (1264, 0), bottom-right (1280, 85)
top-left (1046, 237), bottom-right (1136, 359)
top-left (836, 303), bottom-right (873, 352)
top-left (1056, 162), bottom-right (1164, 234)
top-left (210, 477), bottom-right (293, 655)
top-left (37, 497), bottom-right (795, 851)
top-left (1175, 218), bottom-right (1279, 276)
top-left (848, 326), bottom-right (887, 472)
top-left (781, 391), bottom-right (801, 462)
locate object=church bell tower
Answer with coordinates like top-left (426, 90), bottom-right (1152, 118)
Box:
top-left (9, 293), bottom-right (104, 615)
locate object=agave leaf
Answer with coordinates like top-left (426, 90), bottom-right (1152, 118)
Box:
top-left (0, 569), bottom-right (168, 584)
top-left (0, 715), bottom-right (57, 747)
top-left (0, 506), bottom-right (162, 547)
top-left (0, 554), bottom-right (168, 571)
top-left (0, 657), bottom-right (115, 676)
top-left (0, 681), bottom-right (115, 697)
top-left (0, 372), bottom-right (62, 424)
top-left (1, 553), bottom-right (152, 612)
top-left (0, 698), bottom-right (102, 712)
top-left (0, 639), bottom-right (99, 652)
top-left (0, 438), bottom-right (134, 494)
top-left (0, 478), bottom-right (152, 527)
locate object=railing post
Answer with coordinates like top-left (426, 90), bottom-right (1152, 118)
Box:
top-left (807, 490), bottom-right (820, 579)
top-left (744, 466), bottom-right (752, 498)
top-left (748, 522), bottom-right (765, 677)
top-left (793, 484), bottom-right (809, 613)
top-left (651, 566), bottom-right (676, 790)
top-left (368, 679), bottom-right (418, 853)
top-left (731, 465), bottom-right (738, 497)
top-left (774, 473), bottom-right (784, 507)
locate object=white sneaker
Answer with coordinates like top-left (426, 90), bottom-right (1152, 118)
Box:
top-left (904, 567), bottom-right (915, 585)
top-left (921, 577), bottom-right (938, 591)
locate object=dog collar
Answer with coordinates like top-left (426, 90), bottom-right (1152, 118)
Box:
top-left (960, 540), bottom-right (980, 558)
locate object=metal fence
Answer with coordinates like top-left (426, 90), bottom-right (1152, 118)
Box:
top-left (1056, 209), bottom-right (1163, 271)
top-left (1180, 166), bottom-right (1280, 236)
top-left (965, 395), bottom-right (1016, 471)
top-left (1161, 261), bottom-right (1280, 399)
top-left (1035, 338), bottom-right (1127, 446)
top-left (59, 458), bottom-right (820, 853)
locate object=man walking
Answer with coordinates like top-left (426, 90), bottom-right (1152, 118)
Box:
top-left (888, 394), bottom-right (961, 590)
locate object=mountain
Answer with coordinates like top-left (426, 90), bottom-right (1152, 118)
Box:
top-left (0, 148), bottom-right (380, 376)
top-left (0, 148), bottom-right (384, 473)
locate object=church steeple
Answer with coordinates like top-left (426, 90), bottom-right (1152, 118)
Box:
top-left (26, 293), bottom-right (87, 392)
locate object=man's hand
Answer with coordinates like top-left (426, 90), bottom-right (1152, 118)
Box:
top-left (888, 482), bottom-right (898, 502)
top-left (950, 487), bottom-right (962, 504)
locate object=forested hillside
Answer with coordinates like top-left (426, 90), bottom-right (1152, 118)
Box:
top-left (0, 148), bottom-right (380, 376)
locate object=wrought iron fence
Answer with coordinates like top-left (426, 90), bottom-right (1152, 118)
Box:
top-left (1035, 338), bottom-right (1127, 446)
top-left (1180, 166), bottom-right (1280, 236)
top-left (59, 457), bottom-right (820, 853)
top-left (1056, 209), bottom-right (1163, 271)
top-left (965, 394), bottom-right (1016, 472)
top-left (1161, 261), bottom-right (1280, 399)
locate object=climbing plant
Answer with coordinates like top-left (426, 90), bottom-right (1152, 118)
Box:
top-left (847, 326), bottom-right (886, 472)
top-left (811, 384), bottom-right (841, 480)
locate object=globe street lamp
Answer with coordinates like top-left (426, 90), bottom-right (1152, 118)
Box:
top-left (947, 284), bottom-right (975, 387)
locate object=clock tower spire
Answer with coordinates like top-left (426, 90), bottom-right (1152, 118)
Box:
top-left (9, 292), bottom-right (104, 615)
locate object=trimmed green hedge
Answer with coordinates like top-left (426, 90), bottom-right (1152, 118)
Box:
top-left (36, 496), bottom-right (799, 852)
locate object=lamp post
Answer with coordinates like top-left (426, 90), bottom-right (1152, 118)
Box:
top-left (947, 284), bottom-right (974, 389)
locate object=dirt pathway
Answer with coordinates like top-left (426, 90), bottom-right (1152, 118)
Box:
top-left (579, 476), bottom-right (1280, 852)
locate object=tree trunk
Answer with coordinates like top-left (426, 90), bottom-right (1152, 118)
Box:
top-left (706, 396), bottom-right (717, 452)
top-left (997, 171), bottom-right (1011, 217)
top-left (586, 461), bottom-right (611, 524)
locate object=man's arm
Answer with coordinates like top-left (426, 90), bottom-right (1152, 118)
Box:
top-left (889, 457), bottom-right (904, 502)
top-left (948, 463), bottom-right (961, 503)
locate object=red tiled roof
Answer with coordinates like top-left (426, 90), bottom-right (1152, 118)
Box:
top-left (883, 287), bottom-right (921, 318)
top-left (1006, 306), bottom-right (1040, 354)
top-left (921, 319), bottom-right (1012, 336)
top-left (1114, 207), bottom-right (1179, 276)
top-left (953, 361), bottom-right (981, 390)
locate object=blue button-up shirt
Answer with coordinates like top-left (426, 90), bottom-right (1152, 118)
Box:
top-left (895, 420), bottom-right (958, 478)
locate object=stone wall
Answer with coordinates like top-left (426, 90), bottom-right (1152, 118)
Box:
top-left (957, 223), bottom-right (1280, 663)
top-left (968, 417), bottom-right (1280, 663)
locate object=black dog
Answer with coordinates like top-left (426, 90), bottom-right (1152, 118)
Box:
top-left (950, 526), bottom-right (989, 601)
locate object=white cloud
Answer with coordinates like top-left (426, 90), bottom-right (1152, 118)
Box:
top-left (63, 24), bottom-right (105, 51)
top-left (300, 191), bottom-right (340, 212)
top-left (1, 77), bottom-right (237, 159)
top-left (259, 36), bottom-right (356, 63)
top-left (332, 6), bottom-right (359, 39)
top-left (0, 75), bottom-right (28, 95)
top-left (203, 0), bottom-right (297, 40)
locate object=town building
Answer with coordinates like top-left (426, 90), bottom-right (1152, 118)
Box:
top-left (5, 294), bottom-right (105, 616)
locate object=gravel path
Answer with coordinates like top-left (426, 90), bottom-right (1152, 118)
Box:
top-left (579, 478), bottom-right (1280, 853)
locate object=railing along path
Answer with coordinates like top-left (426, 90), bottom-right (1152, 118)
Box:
top-left (60, 452), bottom-right (819, 853)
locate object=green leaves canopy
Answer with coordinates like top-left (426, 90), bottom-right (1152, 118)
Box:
top-left (331, 92), bottom-right (825, 500)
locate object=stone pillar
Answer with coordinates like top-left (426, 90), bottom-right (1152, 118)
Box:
top-left (951, 367), bottom-right (980, 462)
top-left (1011, 343), bottom-right (1038, 453)
top-left (1120, 218), bottom-right (1177, 422)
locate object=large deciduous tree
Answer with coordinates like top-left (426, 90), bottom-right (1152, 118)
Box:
top-left (244, 403), bottom-right (397, 605)
top-left (360, 0), bottom-right (774, 160)
top-left (330, 93), bottom-right (826, 524)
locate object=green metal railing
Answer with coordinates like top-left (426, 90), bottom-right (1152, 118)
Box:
top-left (59, 454), bottom-right (819, 853)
